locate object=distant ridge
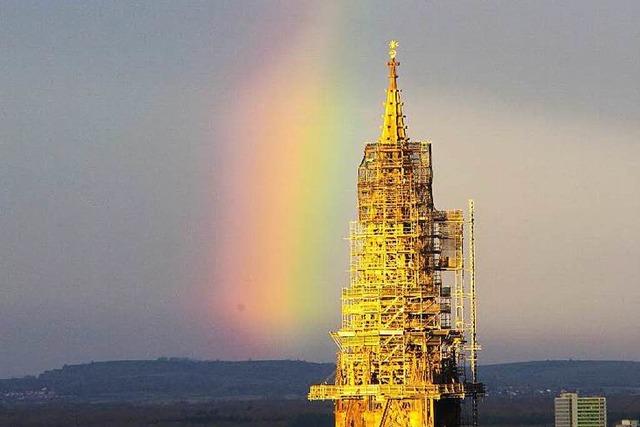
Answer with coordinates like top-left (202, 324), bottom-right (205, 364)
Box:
top-left (1, 359), bottom-right (638, 403)
top-left (0, 359), bottom-right (334, 403)
top-left (481, 360), bottom-right (640, 395)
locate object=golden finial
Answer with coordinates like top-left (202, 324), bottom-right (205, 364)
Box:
top-left (388, 40), bottom-right (399, 59)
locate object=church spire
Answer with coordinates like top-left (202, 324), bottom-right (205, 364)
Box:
top-left (379, 40), bottom-right (408, 144)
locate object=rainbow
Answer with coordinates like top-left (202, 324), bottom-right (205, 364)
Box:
top-left (204, 4), bottom-right (374, 357)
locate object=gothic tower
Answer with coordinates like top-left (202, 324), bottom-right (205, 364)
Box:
top-left (309, 41), bottom-right (482, 427)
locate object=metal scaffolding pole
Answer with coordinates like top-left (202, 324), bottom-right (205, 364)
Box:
top-left (468, 199), bottom-right (479, 427)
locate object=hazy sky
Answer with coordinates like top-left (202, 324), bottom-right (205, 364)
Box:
top-left (1, 1), bottom-right (639, 377)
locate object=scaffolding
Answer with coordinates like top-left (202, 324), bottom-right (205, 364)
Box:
top-left (309, 41), bottom-right (483, 427)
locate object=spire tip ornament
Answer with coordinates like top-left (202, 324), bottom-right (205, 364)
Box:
top-left (388, 39), bottom-right (399, 59)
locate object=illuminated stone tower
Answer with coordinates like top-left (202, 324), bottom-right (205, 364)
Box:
top-left (309, 42), bottom-right (483, 427)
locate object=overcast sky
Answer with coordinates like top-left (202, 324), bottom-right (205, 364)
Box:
top-left (1, 1), bottom-right (639, 377)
